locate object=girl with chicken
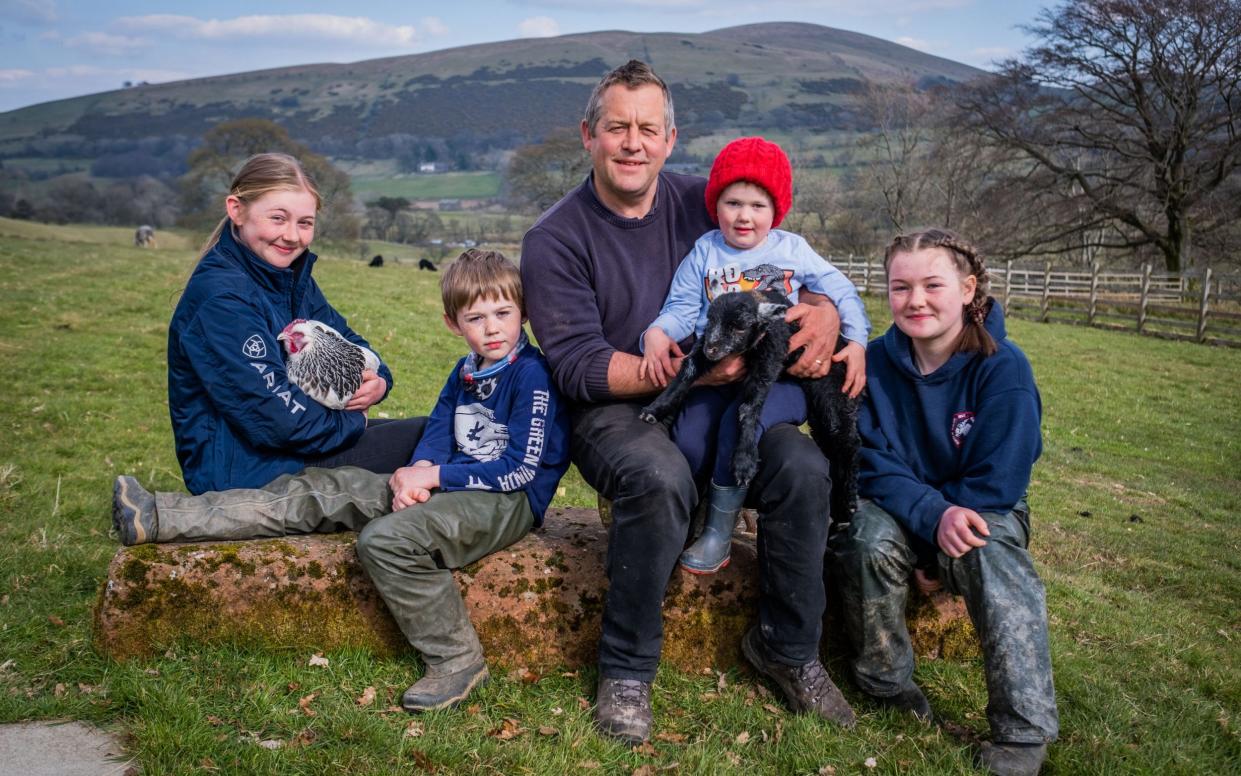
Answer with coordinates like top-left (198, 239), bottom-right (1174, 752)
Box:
top-left (163, 152), bottom-right (422, 495)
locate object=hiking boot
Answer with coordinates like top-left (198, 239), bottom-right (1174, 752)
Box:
top-left (868, 682), bottom-right (933, 722)
top-left (594, 677), bottom-right (652, 744)
top-left (112, 476), bottom-right (157, 546)
top-left (741, 627), bottom-right (856, 728)
top-left (401, 660), bottom-right (489, 713)
top-left (977, 742), bottom-right (1048, 776)
top-left (680, 483), bottom-right (746, 575)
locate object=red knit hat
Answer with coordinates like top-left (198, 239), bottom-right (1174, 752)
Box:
top-left (704, 136), bottom-right (793, 228)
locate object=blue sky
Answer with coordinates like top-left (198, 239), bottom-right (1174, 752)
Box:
top-left (0, 0), bottom-right (1051, 113)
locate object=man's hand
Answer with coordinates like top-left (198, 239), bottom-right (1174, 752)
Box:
top-left (345, 370), bottom-right (387, 412)
top-left (784, 301), bottom-right (841, 379)
top-left (389, 465), bottom-right (439, 511)
top-left (936, 505), bottom-right (990, 558)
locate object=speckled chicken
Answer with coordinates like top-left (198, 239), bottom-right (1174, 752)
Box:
top-left (277, 319), bottom-right (381, 410)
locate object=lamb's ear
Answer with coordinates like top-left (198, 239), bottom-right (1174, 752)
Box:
top-left (757, 302), bottom-right (789, 320)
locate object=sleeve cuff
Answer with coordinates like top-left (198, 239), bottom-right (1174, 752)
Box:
top-left (583, 350), bottom-right (614, 402)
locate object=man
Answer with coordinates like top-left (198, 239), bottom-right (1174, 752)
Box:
top-left (520, 60), bottom-right (854, 744)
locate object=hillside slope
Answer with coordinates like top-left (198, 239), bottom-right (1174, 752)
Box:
top-left (0, 22), bottom-right (983, 160)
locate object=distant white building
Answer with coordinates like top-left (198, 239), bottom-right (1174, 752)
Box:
top-left (418, 162), bottom-right (437, 173)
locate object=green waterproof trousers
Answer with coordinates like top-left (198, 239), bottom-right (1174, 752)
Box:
top-left (154, 466), bottom-right (534, 675)
top-left (830, 500), bottom-right (1058, 744)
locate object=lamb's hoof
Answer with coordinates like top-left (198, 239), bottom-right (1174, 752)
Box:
top-left (638, 410), bottom-right (659, 425)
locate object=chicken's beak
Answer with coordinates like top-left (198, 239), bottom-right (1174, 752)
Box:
top-left (276, 332), bottom-right (288, 342)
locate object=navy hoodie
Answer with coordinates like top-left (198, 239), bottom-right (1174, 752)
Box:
top-left (858, 303), bottom-right (1042, 545)
top-left (168, 226), bottom-right (393, 494)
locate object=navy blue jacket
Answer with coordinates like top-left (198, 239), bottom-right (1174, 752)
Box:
top-left (412, 342), bottom-right (570, 524)
top-left (168, 227), bottom-right (393, 494)
top-left (858, 303), bottom-right (1042, 544)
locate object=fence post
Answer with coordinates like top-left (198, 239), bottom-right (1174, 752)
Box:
top-left (1137, 263), bottom-right (1151, 333)
top-left (862, 258), bottom-right (871, 295)
top-left (1040, 261), bottom-right (1052, 322)
top-left (1087, 261), bottom-right (1099, 326)
top-left (1003, 260), bottom-right (1012, 316)
top-left (1197, 267), bottom-right (1212, 343)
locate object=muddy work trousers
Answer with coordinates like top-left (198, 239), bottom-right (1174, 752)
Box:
top-left (154, 466), bottom-right (534, 676)
top-left (830, 500), bottom-right (1058, 744)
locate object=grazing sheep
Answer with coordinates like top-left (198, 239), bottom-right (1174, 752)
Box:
top-left (134, 225), bottom-right (156, 248)
top-left (368, 254), bottom-right (384, 267)
top-left (418, 258), bottom-right (438, 271)
top-left (640, 288), bottom-right (859, 524)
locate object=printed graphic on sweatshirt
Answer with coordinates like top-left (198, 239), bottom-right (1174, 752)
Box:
top-left (704, 262), bottom-right (795, 300)
top-left (455, 403), bottom-right (509, 461)
top-left (950, 411), bottom-right (975, 448)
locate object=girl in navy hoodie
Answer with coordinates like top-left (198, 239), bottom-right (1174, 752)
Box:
top-left (832, 228), bottom-right (1057, 776)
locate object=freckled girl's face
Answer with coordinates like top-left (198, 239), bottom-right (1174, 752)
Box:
top-left (227, 188), bottom-right (317, 269)
top-left (886, 247), bottom-right (976, 346)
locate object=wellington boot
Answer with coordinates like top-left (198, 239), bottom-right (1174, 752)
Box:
top-left (679, 483), bottom-right (747, 575)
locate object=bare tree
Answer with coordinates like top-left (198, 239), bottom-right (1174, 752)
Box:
top-left (504, 133), bottom-right (590, 213)
top-left (958, 0), bottom-right (1241, 271)
top-left (856, 82), bottom-right (934, 232)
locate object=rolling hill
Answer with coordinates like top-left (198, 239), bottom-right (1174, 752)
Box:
top-left (0, 22), bottom-right (983, 168)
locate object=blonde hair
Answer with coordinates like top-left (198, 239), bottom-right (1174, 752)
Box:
top-left (440, 248), bottom-right (523, 321)
top-left (883, 227), bottom-right (997, 357)
top-left (199, 152), bottom-right (323, 258)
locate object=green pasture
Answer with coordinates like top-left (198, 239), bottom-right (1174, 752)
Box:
top-left (351, 171), bottom-right (502, 201)
top-left (0, 217), bottom-right (1237, 774)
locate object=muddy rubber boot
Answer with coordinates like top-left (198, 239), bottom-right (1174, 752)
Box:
top-left (679, 483), bottom-right (746, 574)
top-left (401, 660), bottom-right (490, 713)
top-left (977, 742), bottom-right (1048, 776)
top-left (112, 476), bottom-right (157, 546)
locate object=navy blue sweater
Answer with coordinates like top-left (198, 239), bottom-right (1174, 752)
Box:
top-left (168, 227), bottom-right (393, 494)
top-left (520, 172), bottom-right (715, 402)
top-left (411, 343), bottom-right (570, 523)
top-left (858, 304), bottom-right (1042, 544)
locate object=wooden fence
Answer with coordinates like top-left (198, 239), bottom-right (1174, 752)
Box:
top-left (832, 256), bottom-right (1241, 348)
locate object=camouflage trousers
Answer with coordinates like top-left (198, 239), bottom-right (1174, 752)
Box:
top-left (154, 466), bottom-right (534, 675)
top-left (829, 500), bottom-right (1058, 744)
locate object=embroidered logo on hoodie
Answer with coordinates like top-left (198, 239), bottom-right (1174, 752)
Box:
top-left (950, 411), bottom-right (975, 448)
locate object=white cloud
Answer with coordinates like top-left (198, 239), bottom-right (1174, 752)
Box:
top-left (0, 69), bottom-right (36, 83)
top-left (421, 16), bottom-right (448, 37)
top-left (895, 35), bottom-right (931, 51)
top-left (518, 16), bottom-right (560, 38)
top-left (115, 14), bottom-right (423, 47)
top-left (56, 31), bottom-right (149, 56)
top-left (0, 0), bottom-right (57, 24)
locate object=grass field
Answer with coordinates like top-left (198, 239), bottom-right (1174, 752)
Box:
top-left (351, 171), bottom-right (503, 201)
top-left (0, 218), bottom-right (1238, 774)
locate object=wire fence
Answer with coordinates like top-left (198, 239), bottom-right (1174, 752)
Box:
top-left (832, 256), bottom-right (1241, 348)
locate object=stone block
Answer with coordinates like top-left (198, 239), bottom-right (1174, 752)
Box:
top-left (95, 507), bottom-right (976, 669)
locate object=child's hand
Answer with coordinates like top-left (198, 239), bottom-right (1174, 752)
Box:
top-left (936, 505), bottom-right (990, 558)
top-left (346, 370), bottom-right (387, 411)
top-left (640, 328), bottom-right (681, 387)
top-left (832, 341), bottom-right (867, 398)
top-left (389, 465), bottom-right (438, 511)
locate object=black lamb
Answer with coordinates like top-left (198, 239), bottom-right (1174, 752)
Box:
top-left (639, 288), bottom-right (860, 524)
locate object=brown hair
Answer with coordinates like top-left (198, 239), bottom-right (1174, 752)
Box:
top-left (440, 248), bottom-right (523, 321)
top-left (583, 59), bottom-right (675, 138)
top-left (199, 152), bottom-right (322, 258)
top-left (883, 227), bottom-right (997, 357)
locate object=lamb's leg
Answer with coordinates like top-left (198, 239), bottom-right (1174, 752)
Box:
top-left (805, 376), bottom-right (861, 523)
top-left (639, 346), bottom-right (711, 425)
top-left (730, 338), bottom-right (787, 487)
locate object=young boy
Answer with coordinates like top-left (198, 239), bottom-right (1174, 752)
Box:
top-left (639, 136), bottom-right (870, 574)
top-left (112, 248), bottom-right (571, 712)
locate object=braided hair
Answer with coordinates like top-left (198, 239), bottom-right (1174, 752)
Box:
top-left (883, 227), bottom-right (997, 357)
